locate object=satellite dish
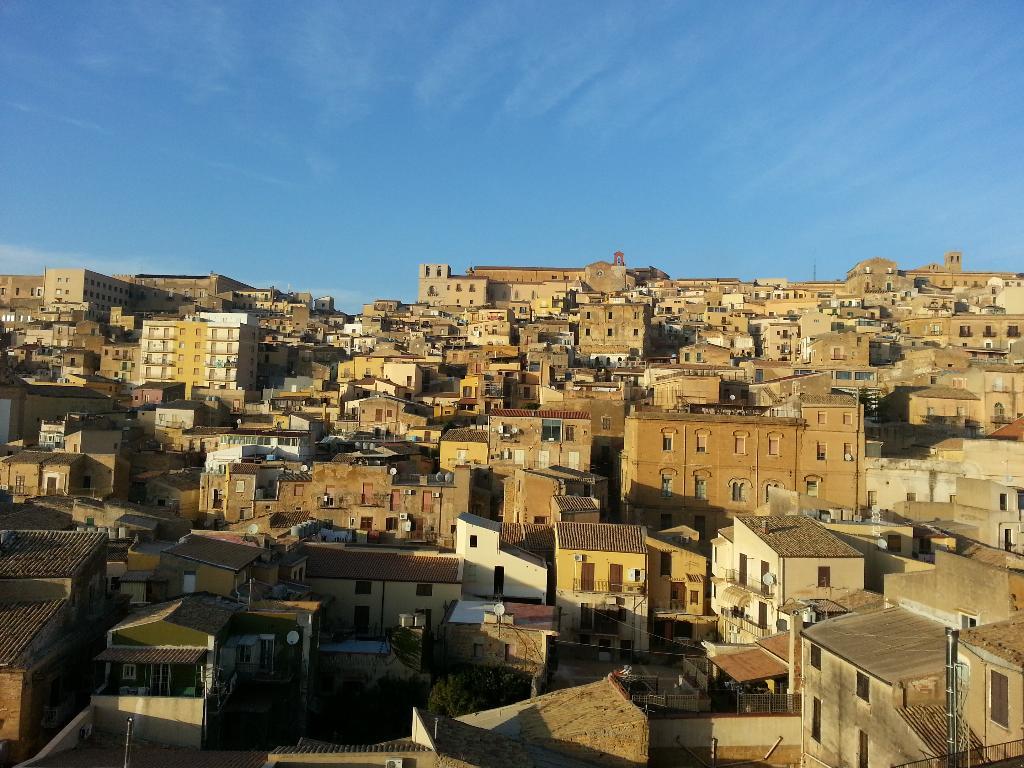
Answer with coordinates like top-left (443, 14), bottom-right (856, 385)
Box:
top-left (301, 465), bottom-right (309, 472)
top-left (286, 630), bottom-right (300, 646)
top-left (445, 472), bottom-right (454, 483)
top-left (435, 472), bottom-right (445, 482)
top-left (247, 524), bottom-right (259, 535)
top-left (389, 467), bottom-right (398, 475)
top-left (493, 602), bottom-right (506, 618)
top-left (876, 537), bottom-right (888, 550)
top-left (236, 418), bottom-right (242, 426)
top-left (761, 572), bottom-right (777, 586)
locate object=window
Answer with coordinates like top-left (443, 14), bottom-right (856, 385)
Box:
top-left (601, 416), bottom-right (612, 430)
top-left (730, 480), bottom-right (748, 503)
top-left (473, 643), bottom-right (483, 659)
top-left (991, 671), bottom-right (1009, 728)
top-left (961, 613), bottom-right (978, 629)
top-left (696, 433), bottom-right (708, 453)
top-left (817, 566), bottom-right (831, 587)
top-left (734, 435), bottom-right (746, 455)
top-left (694, 478), bottom-right (707, 500)
top-left (689, 589), bottom-right (699, 604)
top-left (541, 419), bottom-right (562, 442)
top-left (469, 534), bottom-right (478, 548)
top-left (660, 551), bottom-right (672, 577)
top-left (661, 475), bottom-right (673, 498)
top-left (810, 643), bottom-right (821, 669)
top-left (906, 492), bottom-right (917, 502)
top-left (416, 583), bottom-right (433, 596)
top-left (662, 434), bottom-right (673, 451)
top-left (235, 480), bottom-right (246, 493)
top-left (816, 442), bottom-right (827, 461)
top-left (1000, 493), bottom-right (1008, 511)
top-left (817, 411), bottom-right (826, 425)
top-left (856, 671), bottom-right (870, 702)
top-left (806, 479), bottom-right (819, 497)
top-left (886, 534), bottom-right (902, 552)
top-left (768, 435), bottom-right (780, 456)
top-left (355, 580), bottom-right (372, 595)
top-left (858, 730), bottom-right (869, 768)
top-left (811, 697), bottom-right (822, 742)
top-left (122, 663), bottom-right (137, 681)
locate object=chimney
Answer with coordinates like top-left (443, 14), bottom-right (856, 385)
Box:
top-left (789, 611), bottom-right (805, 692)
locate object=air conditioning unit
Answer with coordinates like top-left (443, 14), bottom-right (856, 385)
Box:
top-left (0, 484), bottom-right (7, 491)
top-left (403, 521), bottom-right (413, 532)
top-left (399, 512), bottom-right (409, 521)
top-left (573, 554), bottom-right (585, 562)
top-left (404, 489), bottom-right (415, 495)
top-left (432, 492), bottom-right (441, 498)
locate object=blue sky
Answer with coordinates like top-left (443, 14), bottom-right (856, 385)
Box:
top-left (2, 1), bottom-right (1024, 311)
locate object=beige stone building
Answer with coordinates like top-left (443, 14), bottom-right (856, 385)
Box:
top-left (621, 396), bottom-right (866, 535)
top-left (711, 515), bottom-right (864, 642)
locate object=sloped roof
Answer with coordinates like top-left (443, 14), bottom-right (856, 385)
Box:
top-left (0, 530), bottom-right (105, 578)
top-left (555, 522), bottom-right (646, 554)
top-left (95, 645), bottom-right (206, 665)
top-left (912, 386), bottom-right (980, 401)
top-left (802, 607), bottom-right (946, 684)
top-left (552, 496), bottom-right (600, 513)
top-left (304, 545), bottom-right (460, 583)
top-left (710, 647), bottom-right (788, 682)
top-left (272, 737), bottom-right (430, 755)
top-left (22, 748), bottom-right (267, 768)
top-left (736, 515), bottom-right (862, 558)
top-left (490, 409), bottom-right (589, 419)
top-left (166, 535), bottom-right (263, 571)
top-left (114, 595), bottom-right (239, 636)
top-left (0, 600), bottom-right (65, 665)
top-left (501, 523), bottom-right (554, 553)
top-left (960, 613), bottom-right (1024, 666)
top-left (441, 427), bottom-right (489, 444)
top-left (899, 705), bottom-right (982, 756)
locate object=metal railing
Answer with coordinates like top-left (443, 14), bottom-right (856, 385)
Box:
top-left (573, 579), bottom-right (646, 595)
top-left (632, 693), bottom-right (710, 712)
top-left (892, 737), bottom-right (1024, 768)
top-left (719, 568), bottom-right (775, 596)
top-left (736, 692), bottom-right (800, 714)
top-left (720, 612), bottom-right (774, 640)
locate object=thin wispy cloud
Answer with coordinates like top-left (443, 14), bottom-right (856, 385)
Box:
top-left (0, 243), bottom-right (154, 277)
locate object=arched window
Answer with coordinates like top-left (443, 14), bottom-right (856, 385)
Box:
top-left (435, 267), bottom-right (442, 277)
top-left (427, 286), bottom-right (437, 296)
top-left (764, 481), bottom-right (784, 503)
top-left (730, 479), bottom-right (749, 503)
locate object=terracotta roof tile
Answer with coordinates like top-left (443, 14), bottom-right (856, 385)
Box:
top-left (555, 522), bottom-right (646, 554)
top-left (303, 545), bottom-right (460, 583)
top-left (440, 427), bottom-right (489, 444)
top-left (0, 530), bottom-right (105, 578)
top-left (500, 523), bottom-right (554, 554)
top-left (552, 495), bottom-right (600, 513)
top-left (736, 515), bottom-right (862, 558)
top-left (960, 613), bottom-right (1024, 666)
top-left (490, 408), bottom-right (589, 419)
top-left (95, 645), bottom-right (206, 665)
top-left (24, 748), bottom-right (267, 768)
top-left (0, 600), bottom-right (65, 665)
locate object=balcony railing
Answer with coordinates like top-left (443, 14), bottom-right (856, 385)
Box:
top-left (631, 693), bottom-right (710, 712)
top-left (652, 599), bottom-right (700, 612)
top-left (235, 660), bottom-right (293, 682)
top-left (573, 579), bottom-right (646, 595)
top-left (719, 568), bottom-right (775, 597)
top-left (992, 414), bottom-right (1014, 424)
top-left (720, 612), bottom-right (774, 640)
top-left (892, 737), bottom-right (1024, 768)
top-left (736, 692), bottom-right (800, 714)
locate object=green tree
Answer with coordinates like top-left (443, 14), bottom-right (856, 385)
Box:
top-left (428, 665), bottom-right (531, 717)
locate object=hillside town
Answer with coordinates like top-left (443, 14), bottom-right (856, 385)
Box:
top-left (1, 250), bottom-right (1024, 768)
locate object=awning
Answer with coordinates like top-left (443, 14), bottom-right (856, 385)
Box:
top-left (718, 585), bottom-right (753, 609)
top-left (95, 646), bottom-right (206, 665)
top-left (710, 647), bottom-right (788, 683)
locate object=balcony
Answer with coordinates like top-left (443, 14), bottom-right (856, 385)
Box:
top-left (992, 413), bottom-right (1014, 424)
top-left (719, 568), bottom-right (775, 597)
top-left (720, 611), bottom-right (773, 640)
top-left (235, 660), bottom-right (293, 682)
top-left (573, 579), bottom-right (646, 595)
top-left (892, 738), bottom-right (1024, 768)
